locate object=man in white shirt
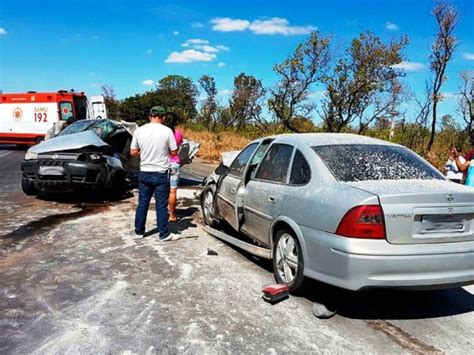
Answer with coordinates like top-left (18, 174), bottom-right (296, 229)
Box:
top-left (130, 106), bottom-right (179, 241)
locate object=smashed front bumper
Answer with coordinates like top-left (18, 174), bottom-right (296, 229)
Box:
top-left (21, 159), bottom-right (110, 192)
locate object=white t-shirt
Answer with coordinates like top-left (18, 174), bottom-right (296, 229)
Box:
top-left (444, 156), bottom-right (465, 181)
top-left (131, 123), bottom-right (177, 172)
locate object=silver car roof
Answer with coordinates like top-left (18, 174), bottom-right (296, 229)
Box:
top-left (267, 133), bottom-right (400, 147)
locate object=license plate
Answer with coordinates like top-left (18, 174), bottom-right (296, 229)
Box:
top-left (38, 166), bottom-right (65, 176)
top-left (420, 214), bottom-right (466, 234)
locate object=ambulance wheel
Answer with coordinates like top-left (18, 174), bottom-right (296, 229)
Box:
top-left (273, 229), bottom-right (305, 294)
top-left (201, 187), bottom-right (218, 227)
top-left (21, 177), bottom-right (39, 196)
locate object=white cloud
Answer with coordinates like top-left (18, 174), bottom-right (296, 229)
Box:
top-left (165, 49), bottom-right (216, 63)
top-left (308, 90), bottom-right (327, 99)
top-left (463, 52), bottom-right (474, 61)
top-left (392, 61), bottom-right (425, 72)
top-left (218, 62), bottom-right (226, 67)
top-left (218, 89), bottom-right (232, 97)
top-left (194, 44), bottom-right (219, 53)
top-left (216, 44), bottom-right (230, 52)
top-left (142, 80), bottom-right (155, 86)
top-left (210, 17), bottom-right (315, 36)
top-left (192, 22), bottom-right (204, 28)
top-left (173, 30), bottom-right (180, 36)
top-left (181, 39), bottom-right (229, 54)
top-left (211, 18), bottom-right (250, 32)
top-left (249, 18), bottom-right (316, 36)
top-left (442, 92), bottom-right (460, 100)
top-left (182, 38), bottom-right (209, 47)
top-left (385, 21), bottom-right (398, 31)
top-left (0, 27), bottom-right (7, 35)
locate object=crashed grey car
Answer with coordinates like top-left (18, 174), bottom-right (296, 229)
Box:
top-left (201, 133), bottom-right (474, 293)
top-left (21, 119), bottom-right (199, 197)
top-left (21, 119), bottom-right (139, 196)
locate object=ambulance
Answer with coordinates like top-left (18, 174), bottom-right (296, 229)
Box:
top-left (0, 90), bottom-right (107, 146)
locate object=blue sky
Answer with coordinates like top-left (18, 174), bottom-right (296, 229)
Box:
top-left (1, 0), bottom-right (473, 124)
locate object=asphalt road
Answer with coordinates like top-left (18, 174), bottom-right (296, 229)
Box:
top-left (1, 144), bottom-right (474, 354)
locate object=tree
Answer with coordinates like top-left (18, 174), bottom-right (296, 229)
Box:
top-left (198, 75), bottom-right (218, 129)
top-left (229, 73), bottom-right (267, 131)
top-left (155, 75), bottom-right (199, 121)
top-left (426, 1), bottom-right (459, 151)
top-left (321, 31), bottom-right (408, 133)
top-left (268, 31), bottom-right (332, 132)
top-left (119, 93), bottom-right (150, 122)
top-left (458, 71), bottom-right (474, 133)
top-left (101, 85), bottom-right (120, 119)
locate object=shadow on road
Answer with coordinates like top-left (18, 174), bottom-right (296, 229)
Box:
top-left (204, 224), bottom-right (474, 320)
top-left (0, 144), bottom-right (25, 151)
top-left (301, 278), bottom-right (474, 319)
top-left (37, 190), bottom-right (134, 203)
top-left (0, 204), bottom-right (111, 246)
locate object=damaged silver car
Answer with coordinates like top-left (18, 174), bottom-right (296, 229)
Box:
top-left (201, 133), bottom-right (474, 293)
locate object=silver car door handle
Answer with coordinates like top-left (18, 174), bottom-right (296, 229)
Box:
top-left (231, 188), bottom-right (236, 194)
top-left (268, 196), bottom-right (276, 203)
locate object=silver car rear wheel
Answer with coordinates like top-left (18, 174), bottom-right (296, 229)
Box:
top-left (273, 229), bottom-right (305, 294)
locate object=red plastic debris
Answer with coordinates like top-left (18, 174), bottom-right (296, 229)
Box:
top-left (262, 284), bottom-right (289, 304)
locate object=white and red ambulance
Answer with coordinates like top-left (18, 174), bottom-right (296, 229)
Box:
top-left (0, 90), bottom-right (107, 146)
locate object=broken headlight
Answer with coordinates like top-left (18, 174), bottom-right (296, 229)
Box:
top-left (79, 152), bottom-right (106, 163)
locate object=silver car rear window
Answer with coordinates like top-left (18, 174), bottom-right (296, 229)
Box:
top-left (312, 144), bottom-right (444, 182)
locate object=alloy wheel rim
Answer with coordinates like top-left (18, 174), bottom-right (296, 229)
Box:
top-left (275, 233), bottom-right (299, 284)
top-left (203, 190), bottom-right (213, 221)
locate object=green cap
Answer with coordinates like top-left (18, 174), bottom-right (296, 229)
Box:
top-left (150, 105), bottom-right (166, 116)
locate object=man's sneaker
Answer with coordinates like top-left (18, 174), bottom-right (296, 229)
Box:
top-left (135, 234), bottom-right (144, 239)
top-left (161, 233), bottom-right (180, 242)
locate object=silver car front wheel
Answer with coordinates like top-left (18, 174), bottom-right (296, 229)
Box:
top-left (273, 229), bottom-right (304, 293)
top-left (201, 187), bottom-right (217, 227)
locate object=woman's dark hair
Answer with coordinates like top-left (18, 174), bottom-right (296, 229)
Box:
top-left (164, 112), bottom-right (178, 132)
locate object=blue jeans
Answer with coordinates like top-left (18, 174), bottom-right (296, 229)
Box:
top-left (135, 171), bottom-right (170, 239)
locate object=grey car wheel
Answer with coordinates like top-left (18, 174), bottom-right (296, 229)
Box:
top-left (201, 187), bottom-right (217, 227)
top-left (273, 229), bottom-right (305, 294)
top-left (21, 177), bottom-right (38, 196)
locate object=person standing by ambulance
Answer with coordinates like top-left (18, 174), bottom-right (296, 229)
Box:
top-left (130, 106), bottom-right (179, 240)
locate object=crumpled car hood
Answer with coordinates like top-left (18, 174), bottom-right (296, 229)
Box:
top-left (28, 130), bottom-right (108, 154)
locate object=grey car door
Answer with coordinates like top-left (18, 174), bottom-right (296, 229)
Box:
top-left (242, 144), bottom-right (294, 246)
top-left (216, 143), bottom-right (258, 230)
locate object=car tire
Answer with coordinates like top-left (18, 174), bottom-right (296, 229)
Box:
top-left (273, 229), bottom-right (305, 294)
top-left (21, 177), bottom-right (38, 196)
top-left (201, 186), bottom-right (218, 227)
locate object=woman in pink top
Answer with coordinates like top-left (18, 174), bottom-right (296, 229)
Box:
top-left (164, 112), bottom-right (184, 221)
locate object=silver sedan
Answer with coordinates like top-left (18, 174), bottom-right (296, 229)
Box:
top-left (200, 133), bottom-right (474, 293)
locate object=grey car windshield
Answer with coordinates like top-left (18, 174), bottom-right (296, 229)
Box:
top-left (312, 144), bottom-right (444, 182)
top-left (58, 120), bottom-right (120, 140)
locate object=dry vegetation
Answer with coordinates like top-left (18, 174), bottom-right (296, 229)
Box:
top-left (181, 127), bottom-right (251, 162)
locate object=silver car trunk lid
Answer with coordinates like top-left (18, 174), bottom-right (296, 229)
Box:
top-left (346, 179), bottom-right (474, 244)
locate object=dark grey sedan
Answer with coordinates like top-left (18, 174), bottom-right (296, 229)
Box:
top-left (201, 133), bottom-right (474, 293)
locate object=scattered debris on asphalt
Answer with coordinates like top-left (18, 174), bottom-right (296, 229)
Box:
top-left (207, 248), bottom-right (218, 255)
top-left (313, 301), bottom-right (337, 319)
top-left (262, 284), bottom-right (289, 304)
